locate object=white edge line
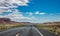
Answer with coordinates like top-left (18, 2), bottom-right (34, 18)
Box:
top-left (34, 27), bottom-right (43, 36)
top-left (16, 33), bottom-right (19, 36)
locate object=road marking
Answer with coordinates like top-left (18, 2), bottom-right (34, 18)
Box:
top-left (34, 27), bottom-right (43, 36)
top-left (16, 33), bottom-right (19, 36)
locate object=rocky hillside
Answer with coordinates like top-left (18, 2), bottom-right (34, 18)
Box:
top-left (0, 18), bottom-right (20, 24)
top-left (0, 18), bottom-right (31, 25)
top-left (0, 18), bottom-right (11, 24)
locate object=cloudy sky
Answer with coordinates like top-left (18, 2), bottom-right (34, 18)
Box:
top-left (0, 0), bottom-right (60, 23)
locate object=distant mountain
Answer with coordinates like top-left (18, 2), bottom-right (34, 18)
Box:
top-left (43, 22), bottom-right (60, 25)
top-left (0, 18), bottom-right (31, 25)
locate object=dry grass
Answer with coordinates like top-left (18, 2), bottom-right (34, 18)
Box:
top-left (35, 24), bottom-right (60, 36)
top-left (0, 24), bottom-right (25, 30)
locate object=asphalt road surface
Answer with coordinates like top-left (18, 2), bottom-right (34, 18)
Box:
top-left (0, 26), bottom-right (57, 36)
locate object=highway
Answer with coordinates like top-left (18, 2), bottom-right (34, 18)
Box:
top-left (0, 26), bottom-right (57, 36)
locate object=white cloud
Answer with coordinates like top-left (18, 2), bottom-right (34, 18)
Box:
top-left (29, 12), bottom-right (33, 16)
top-left (0, 0), bottom-right (37, 22)
top-left (0, 12), bottom-right (3, 14)
top-left (39, 13), bottom-right (46, 15)
top-left (8, 0), bottom-right (29, 6)
top-left (35, 11), bottom-right (40, 15)
top-left (26, 11), bottom-right (46, 16)
top-left (0, 0), bottom-right (29, 6)
top-left (0, 10), bottom-right (34, 22)
top-left (35, 11), bottom-right (46, 15)
top-left (0, 0), bottom-right (30, 14)
top-left (26, 12), bottom-right (33, 16)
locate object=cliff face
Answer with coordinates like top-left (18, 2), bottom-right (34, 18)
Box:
top-left (0, 18), bottom-right (11, 24)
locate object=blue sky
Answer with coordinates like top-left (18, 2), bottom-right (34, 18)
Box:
top-left (0, 0), bottom-right (60, 23)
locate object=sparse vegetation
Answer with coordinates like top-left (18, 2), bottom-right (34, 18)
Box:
top-left (0, 18), bottom-right (26, 31)
top-left (0, 24), bottom-right (25, 31)
top-left (35, 24), bottom-right (60, 36)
